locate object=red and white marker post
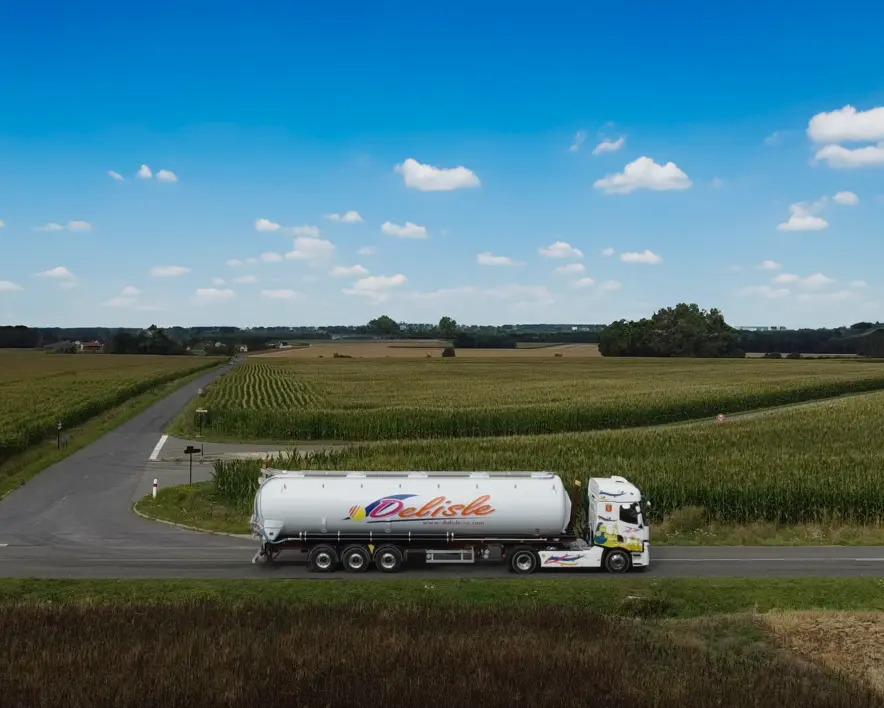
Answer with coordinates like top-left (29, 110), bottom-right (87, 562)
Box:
top-left (152, 478), bottom-right (158, 498)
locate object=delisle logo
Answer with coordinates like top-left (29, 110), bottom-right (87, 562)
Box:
top-left (344, 493), bottom-right (495, 523)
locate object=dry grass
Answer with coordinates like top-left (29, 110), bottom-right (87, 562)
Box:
top-left (763, 611), bottom-right (884, 696)
top-left (254, 339), bottom-right (602, 358)
top-left (2, 602), bottom-right (882, 708)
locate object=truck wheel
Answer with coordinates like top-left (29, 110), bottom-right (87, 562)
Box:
top-left (308, 545), bottom-right (338, 572)
top-left (341, 545), bottom-right (371, 573)
top-left (510, 549), bottom-right (538, 574)
top-left (373, 545), bottom-right (403, 573)
top-left (604, 549), bottom-right (631, 573)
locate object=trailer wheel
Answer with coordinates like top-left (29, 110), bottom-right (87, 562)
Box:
top-left (341, 545), bottom-right (371, 573)
top-left (510, 548), bottom-right (538, 574)
top-left (308, 545), bottom-right (339, 572)
top-left (604, 549), bottom-right (631, 573)
top-left (373, 545), bottom-right (403, 573)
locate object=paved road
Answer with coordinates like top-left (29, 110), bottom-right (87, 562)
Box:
top-left (1, 370), bottom-right (884, 580)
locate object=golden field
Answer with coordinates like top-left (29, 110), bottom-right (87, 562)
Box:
top-left (254, 339), bottom-right (603, 358)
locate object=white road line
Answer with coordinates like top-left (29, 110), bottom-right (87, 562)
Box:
top-left (0, 544), bottom-right (8, 548)
top-left (149, 434), bottom-right (169, 461)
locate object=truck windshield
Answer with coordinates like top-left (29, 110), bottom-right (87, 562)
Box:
top-left (619, 503), bottom-right (640, 525)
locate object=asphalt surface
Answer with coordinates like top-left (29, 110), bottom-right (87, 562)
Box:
top-left (1, 368), bottom-right (884, 580)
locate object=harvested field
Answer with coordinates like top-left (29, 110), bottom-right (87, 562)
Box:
top-left (254, 339), bottom-right (602, 358)
top-left (1, 601), bottom-right (881, 708)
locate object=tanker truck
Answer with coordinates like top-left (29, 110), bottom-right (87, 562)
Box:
top-left (249, 469), bottom-right (650, 574)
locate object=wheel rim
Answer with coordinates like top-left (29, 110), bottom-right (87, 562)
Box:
top-left (379, 552), bottom-right (397, 569)
top-left (315, 552), bottom-right (333, 569)
top-left (348, 553), bottom-right (365, 569)
top-left (608, 553), bottom-right (627, 571)
top-left (516, 554), bottom-right (533, 571)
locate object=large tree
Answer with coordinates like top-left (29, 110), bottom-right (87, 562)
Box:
top-left (367, 315), bottom-right (400, 336)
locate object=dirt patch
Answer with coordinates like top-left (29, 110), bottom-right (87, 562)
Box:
top-left (254, 340), bottom-right (601, 359)
top-left (763, 610), bottom-right (884, 695)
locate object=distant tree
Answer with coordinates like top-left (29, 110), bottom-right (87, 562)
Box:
top-left (438, 316), bottom-right (458, 338)
top-left (367, 315), bottom-right (400, 336)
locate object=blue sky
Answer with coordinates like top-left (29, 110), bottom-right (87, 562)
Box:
top-left (1, 1), bottom-right (883, 329)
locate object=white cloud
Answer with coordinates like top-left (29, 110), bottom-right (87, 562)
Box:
top-left (777, 202), bottom-right (829, 231)
top-left (851, 280), bottom-right (868, 288)
top-left (149, 265), bottom-right (190, 277)
top-left (330, 264), bottom-right (369, 277)
top-left (102, 296), bottom-right (137, 308)
top-left (599, 280), bottom-right (622, 292)
top-left (136, 164), bottom-right (152, 179)
top-left (764, 132), bottom-right (783, 146)
top-left (225, 259), bottom-right (243, 267)
top-left (601, 247), bottom-right (614, 257)
top-left (796, 290), bottom-right (853, 303)
top-left (813, 143), bottom-right (884, 168)
top-left (156, 169), bottom-right (177, 182)
top-left (211, 277), bottom-right (226, 286)
top-left (261, 289), bottom-right (304, 300)
top-left (832, 191), bottom-right (859, 205)
top-left (326, 210), bottom-right (363, 223)
top-left (37, 266), bottom-right (75, 279)
top-left (255, 218), bottom-right (281, 232)
top-left (260, 252), bottom-right (283, 263)
top-left (194, 288), bottom-right (234, 303)
top-left (807, 105), bottom-right (884, 144)
top-left (477, 252), bottom-right (524, 267)
top-left (569, 130), bottom-right (587, 152)
top-left (108, 170), bottom-right (123, 181)
top-left (357, 246), bottom-right (376, 256)
top-left (555, 263), bottom-right (586, 274)
top-left (343, 273), bottom-right (407, 302)
top-left (33, 223), bottom-right (63, 231)
top-left (757, 260), bottom-right (782, 270)
top-left (740, 285), bottom-right (790, 299)
top-left (0, 220), bottom-right (3, 229)
top-left (592, 137), bottom-right (625, 155)
top-left (0, 280), bottom-right (22, 292)
top-left (620, 249), bottom-right (662, 264)
top-left (772, 272), bottom-right (835, 290)
top-left (593, 156), bottom-right (692, 194)
top-left (289, 224), bottom-right (320, 237)
top-left (285, 236), bottom-right (335, 262)
top-left (121, 286), bottom-right (141, 296)
top-left (538, 240), bottom-right (583, 259)
top-left (571, 277), bottom-right (595, 289)
top-left (234, 274), bottom-right (258, 284)
top-left (394, 158), bottom-right (480, 191)
top-left (381, 221), bottom-right (428, 239)
top-left (67, 220), bottom-right (92, 232)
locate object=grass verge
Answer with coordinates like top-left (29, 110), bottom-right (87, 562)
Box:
top-left (135, 480), bottom-right (884, 546)
top-left (0, 365), bottom-right (222, 500)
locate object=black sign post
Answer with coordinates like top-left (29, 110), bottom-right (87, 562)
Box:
top-left (183, 445), bottom-right (202, 485)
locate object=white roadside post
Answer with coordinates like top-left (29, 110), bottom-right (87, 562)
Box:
top-left (152, 478), bottom-right (158, 499)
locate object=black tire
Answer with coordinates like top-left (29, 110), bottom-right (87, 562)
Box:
top-left (604, 549), bottom-right (631, 573)
top-left (373, 545), bottom-right (403, 573)
top-left (341, 545), bottom-right (371, 573)
top-left (308, 545), bottom-right (339, 572)
top-left (510, 548), bottom-right (539, 574)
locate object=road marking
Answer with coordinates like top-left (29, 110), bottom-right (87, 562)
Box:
top-left (149, 434), bottom-right (169, 461)
top-left (0, 544), bottom-right (8, 548)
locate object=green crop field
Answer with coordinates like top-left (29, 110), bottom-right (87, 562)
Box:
top-left (0, 350), bottom-right (222, 459)
top-left (196, 357), bottom-right (884, 441)
top-left (238, 390), bottom-right (884, 525)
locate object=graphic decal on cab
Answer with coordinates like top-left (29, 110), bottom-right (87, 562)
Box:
top-left (344, 494), bottom-right (495, 523)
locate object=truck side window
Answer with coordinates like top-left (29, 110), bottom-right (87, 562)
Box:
top-left (619, 503), bottom-right (639, 525)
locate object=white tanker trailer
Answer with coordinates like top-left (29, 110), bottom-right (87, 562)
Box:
top-left (250, 469), bottom-right (650, 574)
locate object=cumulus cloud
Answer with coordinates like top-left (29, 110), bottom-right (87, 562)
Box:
top-left (555, 263), bottom-right (586, 274)
top-left (37, 266), bottom-right (75, 279)
top-left (568, 130), bottom-right (587, 152)
top-left (571, 277), bottom-right (595, 289)
top-left (807, 105), bottom-right (884, 144)
top-left (813, 143), bottom-right (884, 168)
top-left (851, 280), bottom-right (868, 288)
top-left (740, 285), bottom-right (791, 299)
top-left (290, 224), bottom-right (320, 237)
top-left (108, 170), bottom-right (124, 181)
top-left (592, 137), bottom-right (625, 155)
top-left (225, 259), bottom-right (243, 267)
top-left (0, 280), bottom-right (23, 292)
top-left (777, 202), bottom-right (829, 231)
top-left (343, 273), bottom-right (407, 302)
top-left (330, 264), bottom-right (369, 277)
top-left (593, 156), bottom-right (692, 194)
top-left (121, 286), bottom-right (141, 296)
top-left (620, 249), bottom-right (662, 264)
top-left (326, 210), bottom-right (363, 223)
top-left (149, 265), bottom-right (190, 277)
top-left (33, 221), bottom-right (92, 232)
top-left (476, 252), bottom-right (523, 266)
top-left (255, 218), bottom-right (281, 232)
top-left (757, 260), bottom-right (782, 270)
top-left (772, 272), bottom-right (834, 290)
top-left (156, 169), bottom-right (177, 182)
top-left (194, 288), bottom-right (235, 302)
top-left (211, 277), bottom-right (226, 286)
top-left (538, 240), bottom-right (583, 259)
top-left (832, 191), bottom-right (860, 205)
top-left (285, 236), bottom-right (335, 262)
top-left (381, 221), bottom-right (428, 239)
top-left (394, 158), bottom-right (480, 191)
top-left (260, 252), bottom-right (283, 262)
top-left (261, 289), bottom-right (304, 300)
top-left (136, 164), bottom-right (152, 179)
top-left (357, 246), bottom-right (376, 256)
top-left (601, 247), bottom-right (614, 257)
top-left (33, 223), bottom-right (64, 231)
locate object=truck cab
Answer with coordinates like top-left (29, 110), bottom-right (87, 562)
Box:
top-left (585, 476), bottom-right (650, 566)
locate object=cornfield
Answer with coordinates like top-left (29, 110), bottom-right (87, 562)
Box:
top-left (196, 357), bottom-right (884, 440)
top-left (0, 351), bottom-right (222, 460)
top-left (217, 390), bottom-right (884, 525)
